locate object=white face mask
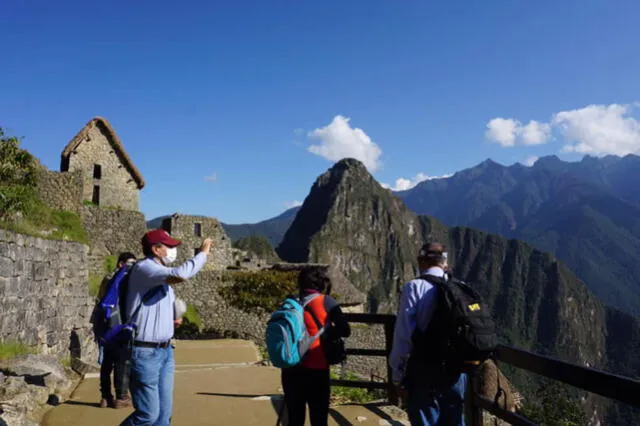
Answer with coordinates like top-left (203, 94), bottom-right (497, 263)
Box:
top-left (163, 247), bottom-right (177, 265)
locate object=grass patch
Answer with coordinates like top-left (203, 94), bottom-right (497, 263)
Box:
top-left (0, 341), bottom-right (36, 361)
top-left (0, 126), bottom-right (89, 244)
top-left (219, 270), bottom-right (299, 314)
top-left (104, 255), bottom-right (117, 274)
top-left (183, 304), bottom-right (202, 329)
top-left (60, 356), bottom-right (72, 368)
top-left (330, 370), bottom-right (381, 404)
top-left (88, 274), bottom-right (102, 298)
top-left (0, 207), bottom-right (89, 244)
top-left (258, 345), bottom-right (270, 361)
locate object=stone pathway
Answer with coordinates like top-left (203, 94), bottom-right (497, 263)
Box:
top-left (42, 340), bottom-right (407, 425)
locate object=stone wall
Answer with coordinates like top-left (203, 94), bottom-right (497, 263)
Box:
top-left (159, 214), bottom-right (234, 270)
top-left (65, 124), bottom-right (139, 211)
top-left (174, 269), bottom-right (387, 378)
top-left (0, 230), bottom-right (96, 362)
top-left (79, 206), bottom-right (148, 275)
top-left (174, 271), bottom-right (269, 342)
top-left (36, 169), bottom-right (84, 214)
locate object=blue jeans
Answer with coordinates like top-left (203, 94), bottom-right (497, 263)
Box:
top-left (405, 373), bottom-right (467, 426)
top-left (120, 345), bottom-right (175, 426)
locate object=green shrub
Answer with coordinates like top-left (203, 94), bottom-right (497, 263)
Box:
top-left (0, 126), bottom-right (89, 244)
top-left (174, 304), bottom-right (202, 339)
top-left (0, 128), bottom-right (38, 187)
top-left (184, 304), bottom-right (202, 329)
top-left (104, 255), bottom-right (117, 274)
top-left (0, 341), bottom-right (35, 361)
top-left (219, 270), bottom-right (299, 314)
top-left (88, 274), bottom-right (103, 298)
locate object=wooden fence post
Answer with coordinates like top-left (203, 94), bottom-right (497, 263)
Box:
top-left (384, 317), bottom-right (399, 406)
top-left (465, 368), bottom-right (483, 426)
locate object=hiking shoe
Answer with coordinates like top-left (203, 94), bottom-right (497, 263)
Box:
top-left (114, 397), bottom-right (132, 409)
top-left (100, 397), bottom-right (113, 408)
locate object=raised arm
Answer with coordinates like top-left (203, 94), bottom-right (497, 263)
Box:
top-left (165, 238), bottom-right (212, 284)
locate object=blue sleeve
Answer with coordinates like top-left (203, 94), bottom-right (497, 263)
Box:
top-left (388, 280), bottom-right (437, 384)
top-left (165, 252), bottom-right (208, 280)
top-left (134, 253), bottom-right (208, 289)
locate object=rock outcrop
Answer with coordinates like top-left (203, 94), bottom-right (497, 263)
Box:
top-left (0, 354), bottom-right (77, 426)
top-left (277, 158), bottom-right (422, 313)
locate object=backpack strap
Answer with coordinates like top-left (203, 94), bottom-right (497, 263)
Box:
top-left (300, 293), bottom-right (325, 339)
top-left (128, 285), bottom-right (167, 324)
top-left (419, 274), bottom-right (447, 286)
top-left (305, 302), bottom-right (325, 332)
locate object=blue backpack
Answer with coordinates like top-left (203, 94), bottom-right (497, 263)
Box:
top-left (266, 294), bottom-right (324, 368)
top-left (92, 263), bottom-right (162, 346)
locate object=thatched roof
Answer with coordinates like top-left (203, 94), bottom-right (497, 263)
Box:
top-left (61, 117), bottom-right (145, 189)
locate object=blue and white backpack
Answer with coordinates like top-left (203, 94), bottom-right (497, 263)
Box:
top-left (92, 263), bottom-right (163, 346)
top-left (265, 294), bottom-right (324, 368)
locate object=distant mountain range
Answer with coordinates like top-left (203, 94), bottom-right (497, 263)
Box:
top-left (221, 206), bottom-right (300, 247)
top-left (222, 154), bottom-right (640, 317)
top-left (396, 154), bottom-right (640, 316)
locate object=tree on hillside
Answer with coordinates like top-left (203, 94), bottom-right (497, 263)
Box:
top-left (519, 381), bottom-right (587, 426)
top-left (0, 127), bottom-right (40, 220)
top-left (232, 235), bottom-right (280, 262)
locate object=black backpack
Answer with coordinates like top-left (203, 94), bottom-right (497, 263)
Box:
top-left (415, 273), bottom-right (498, 377)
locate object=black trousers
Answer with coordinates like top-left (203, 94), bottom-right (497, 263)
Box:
top-left (100, 343), bottom-right (130, 399)
top-left (281, 367), bottom-right (330, 426)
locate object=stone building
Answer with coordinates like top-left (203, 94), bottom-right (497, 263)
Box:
top-left (60, 117), bottom-right (145, 211)
top-left (158, 213), bottom-right (234, 269)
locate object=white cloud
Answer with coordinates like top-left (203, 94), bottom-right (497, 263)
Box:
top-left (485, 118), bottom-right (520, 147)
top-left (381, 172), bottom-right (453, 191)
top-left (520, 121), bottom-right (552, 145)
top-left (284, 200), bottom-right (303, 209)
top-left (204, 172), bottom-right (218, 182)
top-left (307, 115), bottom-right (382, 172)
top-left (552, 104), bottom-right (640, 155)
top-left (485, 118), bottom-right (551, 147)
top-left (522, 156), bottom-right (539, 167)
top-left (485, 102), bottom-right (640, 156)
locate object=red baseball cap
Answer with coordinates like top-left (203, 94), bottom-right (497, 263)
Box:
top-left (142, 229), bottom-right (182, 248)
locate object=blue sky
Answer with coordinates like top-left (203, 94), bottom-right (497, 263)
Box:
top-left (2, 0), bottom-right (640, 223)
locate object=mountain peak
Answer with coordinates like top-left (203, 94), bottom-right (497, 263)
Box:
top-left (533, 154), bottom-right (564, 169)
top-left (333, 157), bottom-right (368, 171)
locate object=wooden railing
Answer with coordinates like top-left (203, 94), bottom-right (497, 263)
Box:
top-left (329, 313), bottom-right (398, 405)
top-left (335, 313), bottom-right (640, 426)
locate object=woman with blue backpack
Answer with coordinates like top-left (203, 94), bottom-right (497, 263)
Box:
top-left (268, 267), bottom-right (351, 426)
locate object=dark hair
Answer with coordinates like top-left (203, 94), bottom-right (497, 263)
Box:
top-left (117, 252), bottom-right (136, 265)
top-left (417, 242), bottom-right (446, 267)
top-left (298, 267), bottom-right (331, 293)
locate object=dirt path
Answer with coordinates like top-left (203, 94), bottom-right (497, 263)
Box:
top-left (42, 339), bottom-right (407, 425)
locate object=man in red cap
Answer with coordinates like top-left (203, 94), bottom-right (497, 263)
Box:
top-left (120, 229), bottom-right (212, 426)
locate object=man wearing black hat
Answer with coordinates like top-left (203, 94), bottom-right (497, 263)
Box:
top-left (120, 229), bottom-right (212, 426)
top-left (389, 242), bottom-right (467, 426)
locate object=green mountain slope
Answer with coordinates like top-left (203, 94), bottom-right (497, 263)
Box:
top-left (232, 235), bottom-right (280, 262)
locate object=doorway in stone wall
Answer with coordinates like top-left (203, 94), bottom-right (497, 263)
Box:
top-left (92, 185), bottom-right (100, 205)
